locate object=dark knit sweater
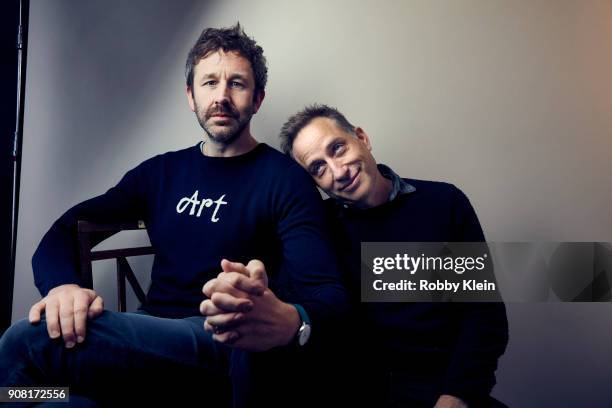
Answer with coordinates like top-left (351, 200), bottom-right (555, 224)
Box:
top-left (326, 177), bottom-right (508, 406)
top-left (32, 143), bottom-right (347, 330)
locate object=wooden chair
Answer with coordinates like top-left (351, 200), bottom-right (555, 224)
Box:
top-left (77, 220), bottom-right (155, 312)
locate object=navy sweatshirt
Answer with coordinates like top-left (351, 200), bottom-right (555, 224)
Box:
top-left (32, 143), bottom-right (347, 331)
top-left (326, 178), bottom-right (509, 406)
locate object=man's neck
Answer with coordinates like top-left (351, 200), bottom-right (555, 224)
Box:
top-left (202, 131), bottom-right (258, 157)
top-left (363, 170), bottom-right (393, 209)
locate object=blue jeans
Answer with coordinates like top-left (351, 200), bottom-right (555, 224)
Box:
top-left (0, 310), bottom-right (246, 406)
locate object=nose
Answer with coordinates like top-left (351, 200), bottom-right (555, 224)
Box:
top-left (329, 160), bottom-right (349, 183)
top-left (213, 81), bottom-right (231, 105)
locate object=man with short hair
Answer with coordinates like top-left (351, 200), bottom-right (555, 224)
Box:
top-left (205, 105), bottom-right (508, 407)
top-left (0, 26), bottom-right (346, 405)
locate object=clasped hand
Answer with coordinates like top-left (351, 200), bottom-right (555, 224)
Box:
top-left (200, 259), bottom-right (300, 352)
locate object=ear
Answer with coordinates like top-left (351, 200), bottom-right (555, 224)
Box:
top-left (186, 86), bottom-right (196, 112)
top-left (354, 127), bottom-right (372, 151)
top-left (252, 90), bottom-right (265, 114)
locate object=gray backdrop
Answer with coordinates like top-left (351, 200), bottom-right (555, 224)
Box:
top-left (13, 1), bottom-right (612, 406)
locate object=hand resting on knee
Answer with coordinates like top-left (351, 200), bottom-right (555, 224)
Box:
top-left (28, 284), bottom-right (104, 348)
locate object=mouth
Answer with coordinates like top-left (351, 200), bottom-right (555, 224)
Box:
top-left (208, 115), bottom-right (236, 125)
top-left (338, 169), bottom-right (361, 193)
top-left (208, 108), bottom-right (237, 120)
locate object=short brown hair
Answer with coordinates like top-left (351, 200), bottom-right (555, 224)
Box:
top-left (185, 23), bottom-right (267, 97)
top-left (279, 104), bottom-right (356, 157)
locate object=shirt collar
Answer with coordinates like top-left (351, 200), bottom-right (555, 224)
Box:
top-left (333, 164), bottom-right (416, 208)
top-left (378, 163), bottom-right (416, 201)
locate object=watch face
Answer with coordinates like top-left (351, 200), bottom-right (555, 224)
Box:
top-left (298, 324), bottom-right (311, 346)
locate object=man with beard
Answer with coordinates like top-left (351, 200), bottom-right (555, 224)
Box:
top-left (203, 105), bottom-right (509, 407)
top-left (0, 26), bottom-right (346, 405)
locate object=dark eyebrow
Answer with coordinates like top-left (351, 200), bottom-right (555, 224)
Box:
top-left (200, 73), bottom-right (249, 83)
top-left (201, 72), bottom-right (248, 78)
top-left (228, 73), bottom-right (248, 81)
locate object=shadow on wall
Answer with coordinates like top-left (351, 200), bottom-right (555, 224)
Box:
top-left (34, 0), bottom-right (216, 159)
top-left (12, 0), bottom-right (217, 321)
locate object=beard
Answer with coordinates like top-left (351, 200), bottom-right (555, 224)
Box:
top-left (194, 100), bottom-right (253, 146)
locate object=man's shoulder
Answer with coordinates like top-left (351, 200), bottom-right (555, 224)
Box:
top-left (255, 144), bottom-right (305, 169)
top-left (254, 144), bottom-right (315, 183)
top-left (405, 178), bottom-right (481, 231)
top-left (149, 144), bottom-right (198, 163)
top-left (401, 178), bottom-right (473, 204)
top-left (112, 145), bottom-right (197, 186)
top-left (130, 143), bottom-right (195, 166)
top-left (403, 177), bottom-right (458, 195)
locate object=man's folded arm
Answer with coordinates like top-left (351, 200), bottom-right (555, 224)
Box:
top-left (33, 164), bottom-right (149, 296)
top-left (442, 302), bottom-right (509, 403)
top-left (274, 164), bottom-right (349, 345)
top-left (442, 186), bottom-right (509, 402)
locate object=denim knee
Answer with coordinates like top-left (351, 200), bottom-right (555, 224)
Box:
top-left (0, 318), bottom-right (44, 354)
top-left (0, 318), bottom-right (52, 386)
top-left (2, 318), bottom-right (57, 363)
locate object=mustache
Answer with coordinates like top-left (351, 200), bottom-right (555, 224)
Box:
top-left (205, 104), bottom-right (238, 118)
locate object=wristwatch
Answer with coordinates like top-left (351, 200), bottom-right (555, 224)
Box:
top-left (293, 304), bottom-right (311, 346)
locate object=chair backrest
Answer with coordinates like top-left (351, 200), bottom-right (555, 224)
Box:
top-left (77, 220), bottom-right (155, 312)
